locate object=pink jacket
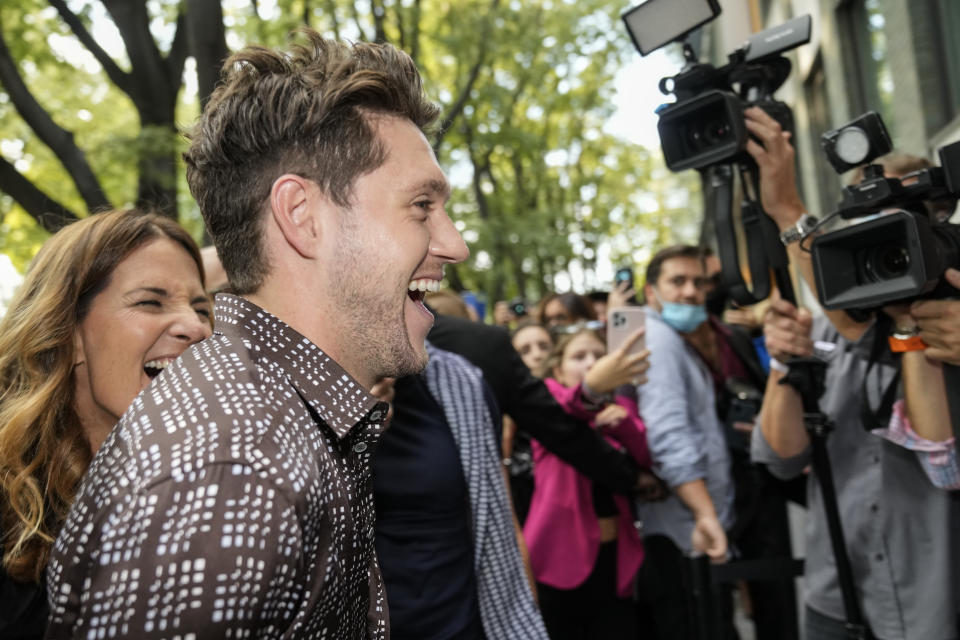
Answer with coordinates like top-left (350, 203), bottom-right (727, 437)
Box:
top-left (523, 379), bottom-right (652, 597)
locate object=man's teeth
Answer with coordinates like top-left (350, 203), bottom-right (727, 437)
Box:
top-left (144, 358), bottom-right (174, 371)
top-left (408, 279), bottom-right (441, 293)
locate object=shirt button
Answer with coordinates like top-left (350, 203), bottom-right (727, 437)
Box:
top-left (353, 441), bottom-right (368, 454)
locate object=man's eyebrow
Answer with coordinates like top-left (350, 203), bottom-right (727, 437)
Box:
top-left (410, 178), bottom-right (451, 199)
top-left (192, 295), bottom-right (212, 305)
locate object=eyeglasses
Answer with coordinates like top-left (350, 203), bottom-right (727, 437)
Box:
top-left (551, 320), bottom-right (605, 335)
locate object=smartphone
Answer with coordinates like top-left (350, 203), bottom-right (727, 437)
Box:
top-left (614, 266), bottom-right (634, 291)
top-left (607, 307), bottom-right (646, 356)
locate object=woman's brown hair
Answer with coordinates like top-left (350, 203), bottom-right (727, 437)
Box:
top-left (0, 209), bottom-right (204, 582)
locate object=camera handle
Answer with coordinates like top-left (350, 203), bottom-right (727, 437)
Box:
top-left (779, 358), bottom-right (873, 640)
top-left (706, 162), bottom-right (796, 306)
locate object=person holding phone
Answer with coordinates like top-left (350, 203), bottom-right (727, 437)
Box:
top-left (523, 326), bottom-right (655, 640)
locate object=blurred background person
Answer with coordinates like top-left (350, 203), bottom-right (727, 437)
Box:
top-left (525, 326), bottom-right (653, 640)
top-left (504, 321), bottom-right (556, 524)
top-left (425, 289), bottom-right (474, 320)
top-left (511, 322), bottom-right (554, 376)
top-left (536, 291), bottom-right (596, 328)
top-left (0, 209), bottom-right (211, 639)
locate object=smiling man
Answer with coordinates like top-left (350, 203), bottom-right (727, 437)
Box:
top-left (45, 33), bottom-right (466, 639)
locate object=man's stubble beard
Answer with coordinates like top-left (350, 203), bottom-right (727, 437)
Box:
top-left (331, 219), bottom-right (428, 382)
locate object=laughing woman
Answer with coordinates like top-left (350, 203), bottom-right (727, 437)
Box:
top-left (0, 210), bottom-right (212, 638)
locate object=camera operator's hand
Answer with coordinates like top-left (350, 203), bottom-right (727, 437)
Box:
top-left (493, 301), bottom-right (514, 327)
top-left (763, 298), bottom-right (814, 363)
top-left (744, 106), bottom-right (806, 228)
top-left (584, 329), bottom-right (649, 393)
top-left (910, 268), bottom-right (960, 366)
top-left (606, 280), bottom-right (636, 312)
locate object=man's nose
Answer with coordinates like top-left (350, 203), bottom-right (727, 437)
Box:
top-left (430, 211), bottom-right (470, 264)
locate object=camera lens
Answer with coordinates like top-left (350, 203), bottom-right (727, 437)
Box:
top-left (703, 119), bottom-right (732, 145)
top-left (865, 244), bottom-right (910, 281)
top-left (685, 118), bottom-right (732, 153)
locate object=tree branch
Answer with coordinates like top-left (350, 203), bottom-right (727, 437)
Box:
top-left (0, 156), bottom-right (80, 232)
top-left (165, 9), bottom-right (189, 98)
top-left (302, 0), bottom-right (312, 27)
top-left (47, 0), bottom-right (131, 94)
top-left (371, 0), bottom-right (387, 43)
top-left (432, 0), bottom-right (500, 151)
top-left (0, 23), bottom-right (110, 213)
top-left (185, 0), bottom-right (228, 108)
top-left (411, 0), bottom-right (421, 64)
top-left (323, 0), bottom-right (341, 39)
top-left (349, 1), bottom-right (369, 42)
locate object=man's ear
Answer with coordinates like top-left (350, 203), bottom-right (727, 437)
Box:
top-left (269, 174), bottom-right (328, 259)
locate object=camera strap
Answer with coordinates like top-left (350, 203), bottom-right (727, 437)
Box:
top-left (709, 164), bottom-right (794, 306)
top-left (859, 316), bottom-right (902, 432)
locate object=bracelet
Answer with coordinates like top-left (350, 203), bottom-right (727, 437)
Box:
top-left (769, 357), bottom-right (789, 373)
top-left (581, 380), bottom-right (613, 406)
top-left (888, 328), bottom-right (926, 352)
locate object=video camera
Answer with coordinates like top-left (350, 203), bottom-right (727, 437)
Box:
top-left (622, 0), bottom-right (811, 307)
top-left (810, 112), bottom-right (960, 310)
top-left (623, 1), bottom-right (809, 171)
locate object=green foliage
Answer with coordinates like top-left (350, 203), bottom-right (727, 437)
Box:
top-left (1, 0), bottom-right (702, 311)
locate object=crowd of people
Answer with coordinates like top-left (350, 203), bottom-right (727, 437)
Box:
top-left (0, 29), bottom-right (958, 640)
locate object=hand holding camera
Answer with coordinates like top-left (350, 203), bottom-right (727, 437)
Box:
top-left (909, 268), bottom-right (960, 366)
top-left (763, 299), bottom-right (814, 364)
top-left (744, 106), bottom-right (806, 229)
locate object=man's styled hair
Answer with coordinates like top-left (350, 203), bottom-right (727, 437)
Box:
top-left (184, 30), bottom-right (441, 294)
top-left (644, 245), bottom-right (706, 289)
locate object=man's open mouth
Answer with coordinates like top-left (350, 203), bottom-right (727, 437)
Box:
top-left (408, 278), bottom-right (440, 303)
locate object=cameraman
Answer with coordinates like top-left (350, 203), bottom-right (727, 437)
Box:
top-left (744, 106), bottom-right (960, 640)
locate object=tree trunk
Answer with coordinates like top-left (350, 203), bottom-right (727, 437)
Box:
top-left (101, 0), bottom-right (187, 219)
top-left (187, 0), bottom-right (229, 109)
top-left (0, 17), bottom-right (109, 220)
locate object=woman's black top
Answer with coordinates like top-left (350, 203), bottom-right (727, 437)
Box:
top-left (0, 548), bottom-right (48, 639)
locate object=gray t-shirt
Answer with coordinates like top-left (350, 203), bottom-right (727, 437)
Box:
top-left (752, 316), bottom-right (960, 640)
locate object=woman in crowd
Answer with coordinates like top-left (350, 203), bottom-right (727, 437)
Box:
top-left (503, 321), bottom-right (556, 524)
top-left (511, 321), bottom-right (554, 377)
top-left (536, 292), bottom-right (596, 328)
top-left (0, 209), bottom-right (212, 638)
top-left (523, 325), bottom-right (652, 639)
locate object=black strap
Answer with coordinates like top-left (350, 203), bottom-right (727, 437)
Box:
top-left (858, 316), bottom-right (902, 433)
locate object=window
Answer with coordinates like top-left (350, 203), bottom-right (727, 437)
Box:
top-left (839, 0), bottom-right (897, 138)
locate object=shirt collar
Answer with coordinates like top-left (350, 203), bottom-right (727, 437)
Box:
top-left (213, 293), bottom-right (382, 439)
